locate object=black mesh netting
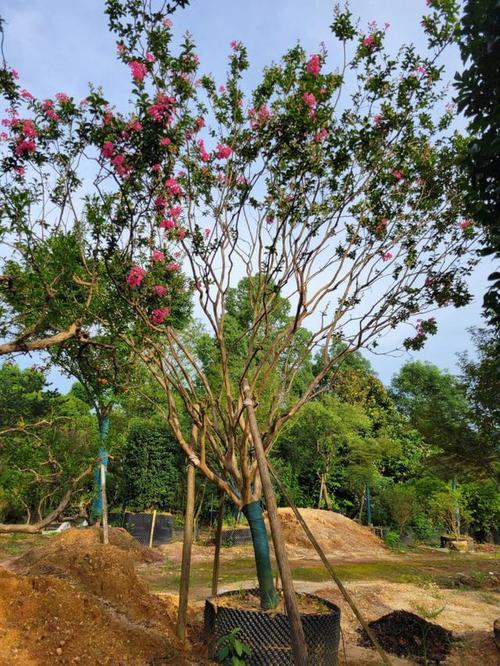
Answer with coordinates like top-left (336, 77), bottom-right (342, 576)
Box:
top-left (204, 589), bottom-right (340, 665)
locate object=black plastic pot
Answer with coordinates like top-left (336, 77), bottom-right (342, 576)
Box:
top-left (123, 511), bottom-right (177, 545)
top-left (220, 526), bottom-right (253, 546)
top-left (204, 588), bottom-right (341, 665)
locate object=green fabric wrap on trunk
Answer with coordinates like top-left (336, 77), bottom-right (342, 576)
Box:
top-left (242, 500), bottom-right (279, 609)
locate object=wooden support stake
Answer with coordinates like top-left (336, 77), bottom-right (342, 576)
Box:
top-left (176, 462), bottom-right (196, 641)
top-left (100, 463), bottom-right (109, 545)
top-left (148, 509), bottom-right (157, 549)
top-left (211, 493), bottom-right (225, 596)
top-left (267, 459), bottom-right (393, 666)
top-left (242, 380), bottom-right (308, 666)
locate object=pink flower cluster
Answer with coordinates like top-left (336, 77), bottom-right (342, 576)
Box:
top-left (314, 128), bottom-right (329, 142)
top-left (128, 60), bottom-right (148, 81)
top-left (165, 177), bottom-right (183, 197)
top-left (197, 138), bottom-right (210, 161)
top-left (148, 93), bottom-right (176, 124)
top-left (150, 307), bottom-right (170, 325)
top-left (42, 99), bottom-right (60, 122)
top-left (382, 251), bottom-right (393, 261)
top-left (126, 266), bottom-right (146, 287)
top-left (363, 34), bottom-right (375, 48)
top-left (153, 285), bottom-right (167, 297)
top-left (459, 219), bottom-right (473, 230)
top-left (303, 92), bottom-right (317, 109)
top-left (307, 54), bottom-right (321, 76)
top-left (151, 250), bottom-right (165, 262)
top-left (216, 144), bottom-right (232, 159)
top-left (249, 104), bottom-right (271, 129)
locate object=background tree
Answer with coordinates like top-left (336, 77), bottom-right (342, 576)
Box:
top-left (0, 364), bottom-right (96, 530)
top-left (455, 0), bottom-right (500, 326)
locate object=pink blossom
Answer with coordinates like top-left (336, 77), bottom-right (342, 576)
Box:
top-left (150, 307), bottom-right (170, 325)
top-left (55, 92), bottom-right (71, 103)
top-left (117, 43), bottom-right (126, 54)
top-left (373, 114), bottom-right (383, 125)
top-left (20, 89), bottom-right (34, 100)
top-left (197, 138), bottom-right (210, 161)
top-left (177, 228), bottom-right (186, 240)
top-left (112, 154), bottom-right (131, 176)
top-left (417, 65), bottom-right (428, 76)
top-left (128, 60), bottom-right (148, 81)
top-left (314, 128), bottom-right (329, 142)
top-left (204, 228), bottom-right (211, 238)
top-left (216, 143), bottom-right (232, 159)
top-left (11, 69), bottom-right (19, 80)
top-left (168, 205), bottom-right (182, 217)
top-left (195, 116), bottom-right (205, 131)
top-left (165, 177), bottom-right (183, 197)
top-left (219, 85), bottom-right (226, 94)
top-left (459, 219), bottom-right (473, 230)
top-left (382, 252), bottom-right (393, 261)
top-left (155, 196), bottom-right (167, 209)
top-left (15, 139), bottom-right (36, 156)
top-left (167, 261), bottom-right (181, 272)
top-left (152, 163), bottom-right (162, 172)
top-left (160, 137), bottom-right (171, 146)
top-left (151, 250), bottom-right (165, 262)
top-left (153, 285), bottom-right (167, 297)
top-left (14, 166), bottom-right (25, 176)
top-left (21, 119), bottom-right (38, 138)
top-left (160, 218), bottom-right (176, 230)
top-left (307, 54), bottom-right (321, 76)
top-left (163, 18), bottom-right (173, 28)
top-left (101, 142), bottom-right (114, 158)
top-left (146, 52), bottom-right (156, 62)
top-left (236, 175), bottom-right (248, 186)
top-left (363, 34), bottom-right (375, 48)
top-left (102, 111), bottom-right (113, 125)
top-left (392, 169), bottom-right (403, 180)
top-left (249, 104), bottom-right (271, 129)
top-left (384, 22), bottom-right (391, 30)
top-left (128, 119), bottom-right (143, 132)
top-left (303, 92), bottom-right (317, 108)
top-left (230, 40), bottom-right (242, 50)
top-left (375, 218), bottom-right (388, 233)
top-left (126, 266), bottom-right (146, 287)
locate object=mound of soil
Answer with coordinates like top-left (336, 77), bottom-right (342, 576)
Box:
top-left (359, 610), bottom-right (453, 664)
top-left (0, 526), bottom-right (202, 665)
top-left (270, 508), bottom-right (387, 558)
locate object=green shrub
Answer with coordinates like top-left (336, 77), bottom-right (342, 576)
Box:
top-left (384, 530), bottom-right (401, 549)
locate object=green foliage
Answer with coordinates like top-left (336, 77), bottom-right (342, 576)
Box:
top-left (121, 420), bottom-right (183, 511)
top-left (455, 0), bottom-right (500, 324)
top-left (214, 628), bottom-right (252, 666)
top-left (380, 484), bottom-right (420, 535)
top-left (0, 363), bottom-right (96, 523)
top-left (383, 530), bottom-right (401, 550)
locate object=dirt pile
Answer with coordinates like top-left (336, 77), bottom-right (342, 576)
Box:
top-left (0, 527), bottom-right (203, 665)
top-left (270, 508), bottom-right (388, 558)
top-left (359, 610), bottom-right (453, 664)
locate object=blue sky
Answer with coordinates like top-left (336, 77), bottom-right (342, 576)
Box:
top-left (1, 0), bottom-right (491, 388)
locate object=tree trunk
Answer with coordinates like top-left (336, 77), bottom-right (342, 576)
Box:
top-left (242, 501), bottom-right (279, 609)
top-left (177, 462), bottom-right (195, 641)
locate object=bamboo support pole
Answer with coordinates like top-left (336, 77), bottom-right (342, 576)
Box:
top-left (211, 493), bottom-right (225, 596)
top-left (242, 380), bottom-right (308, 666)
top-left (176, 462), bottom-right (196, 641)
top-left (267, 459), bottom-right (393, 666)
top-left (148, 509), bottom-right (157, 549)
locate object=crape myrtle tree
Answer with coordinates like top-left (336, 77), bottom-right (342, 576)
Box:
top-left (0, 0), bottom-right (480, 608)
